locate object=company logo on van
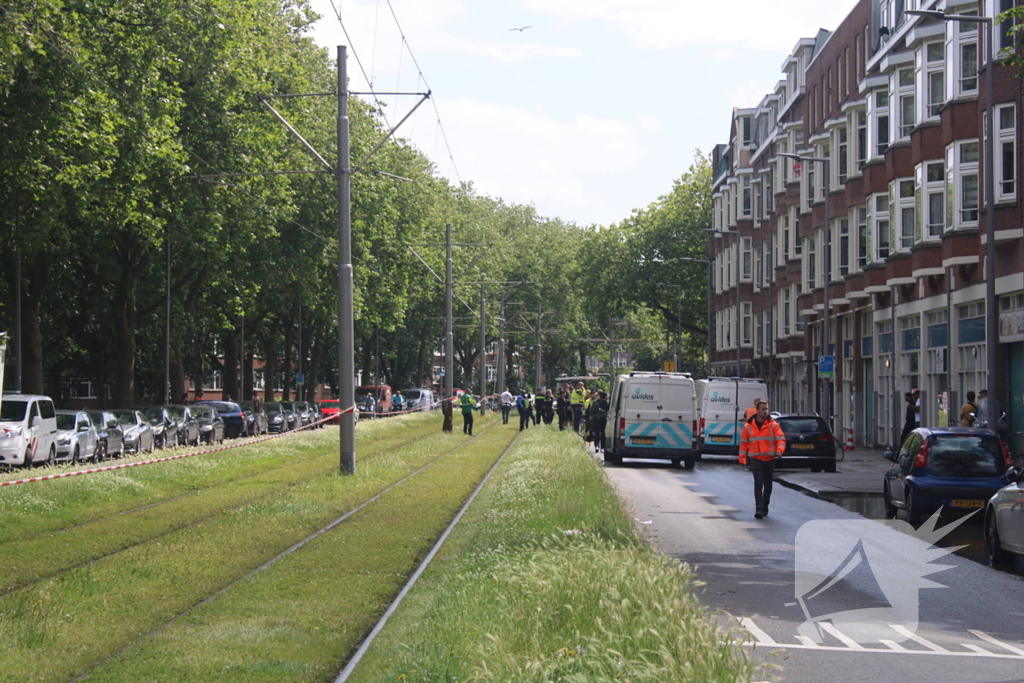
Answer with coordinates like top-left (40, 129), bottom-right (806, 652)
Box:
top-left (709, 391), bottom-right (732, 404)
top-left (631, 389), bottom-right (655, 401)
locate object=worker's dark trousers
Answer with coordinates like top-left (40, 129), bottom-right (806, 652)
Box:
top-left (750, 458), bottom-right (775, 513)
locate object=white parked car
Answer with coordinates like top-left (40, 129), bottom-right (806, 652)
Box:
top-left (0, 393), bottom-right (59, 467)
top-left (985, 463), bottom-right (1024, 567)
top-left (54, 410), bottom-right (101, 464)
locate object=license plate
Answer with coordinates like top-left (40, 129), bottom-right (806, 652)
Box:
top-left (711, 436), bottom-right (732, 443)
top-left (951, 499), bottom-right (985, 508)
top-left (631, 437), bottom-right (655, 445)
top-left (792, 444), bottom-right (815, 450)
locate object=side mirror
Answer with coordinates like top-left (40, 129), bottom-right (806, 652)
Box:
top-left (78, 425), bottom-right (90, 432)
top-left (883, 450), bottom-right (895, 462)
top-left (1006, 466), bottom-right (1020, 483)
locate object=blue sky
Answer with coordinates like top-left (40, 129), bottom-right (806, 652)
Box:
top-left (310, 0), bottom-right (854, 228)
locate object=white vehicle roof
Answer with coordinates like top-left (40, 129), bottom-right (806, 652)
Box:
top-left (0, 393), bottom-right (54, 401)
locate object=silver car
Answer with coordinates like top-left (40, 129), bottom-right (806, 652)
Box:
top-left (985, 463), bottom-right (1024, 567)
top-left (54, 410), bottom-right (100, 464)
top-left (113, 410), bottom-right (155, 454)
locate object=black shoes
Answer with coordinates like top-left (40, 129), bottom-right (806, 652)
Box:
top-left (754, 512), bottom-right (763, 520)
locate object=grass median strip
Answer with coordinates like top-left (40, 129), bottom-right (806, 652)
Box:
top-left (346, 427), bottom-right (757, 683)
top-left (0, 414), bottom-right (503, 683)
top-left (69, 425), bottom-right (519, 682)
top-left (0, 418), bottom-right (444, 595)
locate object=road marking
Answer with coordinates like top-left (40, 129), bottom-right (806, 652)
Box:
top-left (889, 624), bottom-right (949, 653)
top-left (740, 617), bottom-right (778, 646)
top-left (962, 644), bottom-right (995, 655)
top-left (968, 630), bottom-right (1024, 656)
top-left (819, 623), bottom-right (866, 650)
top-left (879, 639), bottom-right (908, 652)
top-left (795, 635), bottom-right (822, 648)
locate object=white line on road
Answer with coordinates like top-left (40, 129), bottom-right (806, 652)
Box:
top-left (820, 623), bottom-right (866, 650)
top-left (968, 630), bottom-right (1024, 657)
top-left (740, 617), bottom-right (778, 646)
top-left (961, 644), bottom-right (995, 655)
top-left (795, 635), bottom-right (822, 648)
top-left (889, 624), bottom-right (949, 653)
top-left (879, 639), bottom-right (908, 652)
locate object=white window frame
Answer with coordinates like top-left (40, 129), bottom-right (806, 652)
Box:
top-left (870, 89), bottom-right (890, 159)
top-left (872, 192), bottom-right (891, 261)
top-left (947, 139), bottom-right (979, 229)
top-left (950, 13), bottom-right (979, 99)
top-left (741, 174), bottom-right (752, 218)
top-left (804, 236), bottom-right (816, 290)
top-left (921, 159), bottom-right (946, 240)
top-left (895, 66), bottom-right (916, 140)
top-left (741, 237), bottom-right (752, 282)
top-left (893, 177), bottom-right (916, 253)
top-left (924, 41), bottom-right (945, 120)
top-left (855, 109), bottom-right (868, 171)
top-left (834, 124), bottom-right (849, 187)
top-left (835, 217), bottom-right (851, 279)
top-left (994, 103), bottom-right (1016, 203)
top-left (742, 302), bottom-right (753, 346)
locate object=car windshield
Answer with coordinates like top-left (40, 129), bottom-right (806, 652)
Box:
top-left (264, 404), bottom-right (283, 415)
top-left (0, 400), bottom-right (28, 422)
top-left (927, 435), bottom-right (1002, 477)
top-left (320, 400), bottom-right (338, 408)
top-left (56, 414), bottom-right (76, 430)
top-left (115, 412), bottom-right (136, 426)
top-left (165, 406), bottom-right (184, 418)
top-left (778, 418), bottom-right (828, 436)
top-left (141, 407), bottom-right (163, 423)
top-left (192, 407), bottom-right (212, 420)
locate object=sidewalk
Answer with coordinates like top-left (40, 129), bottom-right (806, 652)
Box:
top-left (774, 447), bottom-right (890, 497)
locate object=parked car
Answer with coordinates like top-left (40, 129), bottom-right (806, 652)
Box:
top-left (264, 402), bottom-right (288, 433)
top-left (320, 399), bottom-right (341, 423)
top-left (165, 405), bottom-right (200, 447)
top-left (277, 402), bottom-right (301, 430)
top-left (774, 415), bottom-right (838, 472)
top-left (356, 385), bottom-right (392, 415)
top-left (0, 393), bottom-right (59, 467)
top-left (113, 410), bottom-right (155, 454)
top-left (293, 401), bottom-right (314, 427)
top-left (985, 464), bottom-right (1024, 566)
top-left (140, 406), bottom-right (179, 449)
top-left (192, 405), bottom-right (225, 444)
top-left (238, 401), bottom-right (259, 437)
top-left (193, 401), bottom-right (245, 439)
top-left (88, 410), bottom-right (125, 459)
top-left (54, 410), bottom-right (101, 464)
top-left (883, 427), bottom-right (1013, 525)
top-left (403, 388), bottom-right (435, 412)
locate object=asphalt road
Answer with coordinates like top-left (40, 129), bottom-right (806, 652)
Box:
top-left (598, 453), bottom-right (1024, 683)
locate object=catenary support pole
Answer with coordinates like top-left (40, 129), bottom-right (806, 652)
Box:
top-left (14, 211), bottom-right (21, 392)
top-left (445, 222), bottom-right (454, 401)
top-left (480, 281), bottom-right (486, 414)
top-left (338, 45), bottom-right (356, 475)
top-left (824, 158), bottom-right (832, 433)
top-left (984, 18), bottom-right (999, 436)
top-left (535, 301), bottom-right (542, 391)
top-left (497, 292), bottom-right (506, 396)
top-left (165, 225), bottom-right (170, 405)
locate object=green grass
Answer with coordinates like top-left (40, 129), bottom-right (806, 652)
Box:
top-left (346, 427), bottom-right (757, 683)
top-left (0, 413), bottom-right (512, 683)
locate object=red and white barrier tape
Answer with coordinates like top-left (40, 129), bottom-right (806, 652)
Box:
top-left (0, 412), bottom-right (342, 488)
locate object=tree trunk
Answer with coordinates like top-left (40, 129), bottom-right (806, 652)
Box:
top-left (306, 325), bottom-right (322, 402)
top-left (170, 345), bottom-right (185, 403)
top-left (416, 322), bottom-right (430, 388)
top-left (360, 334), bottom-right (373, 387)
top-left (7, 249), bottom-right (52, 395)
top-left (282, 321), bottom-right (293, 401)
top-left (111, 229), bottom-right (150, 407)
top-left (222, 326), bottom-right (238, 402)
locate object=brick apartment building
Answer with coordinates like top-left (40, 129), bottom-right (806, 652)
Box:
top-left (708, 0), bottom-right (1024, 451)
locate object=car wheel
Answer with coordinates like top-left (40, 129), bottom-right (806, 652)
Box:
top-left (905, 488), bottom-right (921, 526)
top-left (23, 447), bottom-right (33, 468)
top-left (986, 510), bottom-right (1013, 567)
top-left (683, 458), bottom-right (696, 470)
top-left (603, 451), bottom-right (622, 466)
top-left (71, 445), bottom-right (80, 464)
top-left (44, 446), bottom-right (55, 467)
top-left (883, 483), bottom-right (898, 519)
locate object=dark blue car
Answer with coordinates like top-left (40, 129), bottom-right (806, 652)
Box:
top-left (192, 401), bottom-right (246, 439)
top-left (883, 427), bottom-right (1012, 525)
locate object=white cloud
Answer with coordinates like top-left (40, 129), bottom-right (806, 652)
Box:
top-left (409, 99), bottom-right (647, 221)
top-left (515, 0), bottom-right (852, 53)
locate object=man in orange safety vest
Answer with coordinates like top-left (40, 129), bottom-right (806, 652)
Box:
top-left (739, 399), bottom-right (785, 519)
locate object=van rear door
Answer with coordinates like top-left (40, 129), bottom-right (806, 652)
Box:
top-left (703, 381), bottom-right (741, 448)
top-left (622, 378), bottom-right (661, 447)
top-left (658, 379), bottom-right (694, 449)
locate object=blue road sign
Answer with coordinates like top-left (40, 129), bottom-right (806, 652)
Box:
top-left (818, 355), bottom-right (834, 379)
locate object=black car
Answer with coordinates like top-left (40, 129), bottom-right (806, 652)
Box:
top-left (192, 405), bottom-right (225, 444)
top-left (139, 406), bottom-right (179, 450)
top-left (193, 401), bottom-right (246, 439)
top-left (264, 402), bottom-right (288, 433)
top-left (165, 405), bottom-right (200, 447)
top-left (88, 410), bottom-right (125, 459)
top-left (774, 415), bottom-right (838, 472)
top-left (277, 402), bottom-right (301, 430)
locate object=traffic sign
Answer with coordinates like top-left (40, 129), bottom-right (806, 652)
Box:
top-left (295, 373), bottom-right (305, 386)
top-left (818, 355), bottom-right (834, 379)
top-left (663, 361), bottom-right (677, 372)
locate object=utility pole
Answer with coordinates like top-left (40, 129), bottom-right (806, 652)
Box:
top-left (14, 212), bottom-right (21, 392)
top-left (240, 313), bottom-right (245, 402)
top-left (535, 302), bottom-right (543, 391)
top-left (497, 292), bottom-right (506, 396)
top-left (165, 225), bottom-right (170, 405)
top-left (338, 45), bottom-right (355, 475)
top-left (445, 222), bottom-right (454, 402)
top-left (480, 281), bottom-right (487, 413)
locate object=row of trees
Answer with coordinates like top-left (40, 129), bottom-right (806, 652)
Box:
top-left (0, 0), bottom-right (714, 406)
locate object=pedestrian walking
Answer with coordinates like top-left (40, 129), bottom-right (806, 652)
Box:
top-left (738, 399), bottom-right (785, 519)
top-left (500, 388), bottom-right (513, 424)
top-left (571, 382), bottom-right (586, 433)
top-left (900, 392), bottom-right (916, 445)
top-left (517, 392), bottom-right (531, 431)
top-left (459, 390), bottom-right (477, 435)
top-left (960, 391), bottom-right (979, 427)
top-left (557, 390), bottom-right (571, 431)
top-left (441, 395), bottom-right (453, 433)
top-left (591, 390), bottom-right (610, 452)
top-left (542, 389), bottom-right (555, 425)
top-left (253, 390), bottom-right (265, 435)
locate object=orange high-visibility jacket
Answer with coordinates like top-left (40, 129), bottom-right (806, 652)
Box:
top-left (738, 415), bottom-right (785, 465)
top-left (744, 406), bottom-right (758, 420)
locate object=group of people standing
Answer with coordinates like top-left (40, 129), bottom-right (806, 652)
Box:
top-left (495, 382), bottom-right (609, 446)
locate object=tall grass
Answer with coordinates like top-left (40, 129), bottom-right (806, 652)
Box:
top-left (348, 427), bottom-right (756, 683)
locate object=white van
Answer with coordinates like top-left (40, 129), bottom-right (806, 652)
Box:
top-left (603, 372), bottom-right (699, 469)
top-left (698, 378), bottom-right (768, 457)
top-left (0, 393), bottom-right (60, 467)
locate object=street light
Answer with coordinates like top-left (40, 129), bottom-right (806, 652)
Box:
top-left (655, 283), bottom-right (683, 370)
top-left (676, 258), bottom-right (713, 374)
top-left (906, 9), bottom-right (999, 436)
top-left (703, 228), bottom-right (741, 377)
top-left (780, 151), bottom-right (832, 431)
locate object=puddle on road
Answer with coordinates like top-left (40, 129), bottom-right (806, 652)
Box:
top-left (820, 493), bottom-right (1024, 577)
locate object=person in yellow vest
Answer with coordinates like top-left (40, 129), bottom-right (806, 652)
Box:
top-left (570, 382), bottom-right (587, 433)
top-left (459, 390), bottom-right (478, 435)
top-left (738, 399), bottom-right (785, 519)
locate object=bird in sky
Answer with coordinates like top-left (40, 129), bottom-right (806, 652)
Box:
top-left (509, 25), bottom-right (533, 32)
